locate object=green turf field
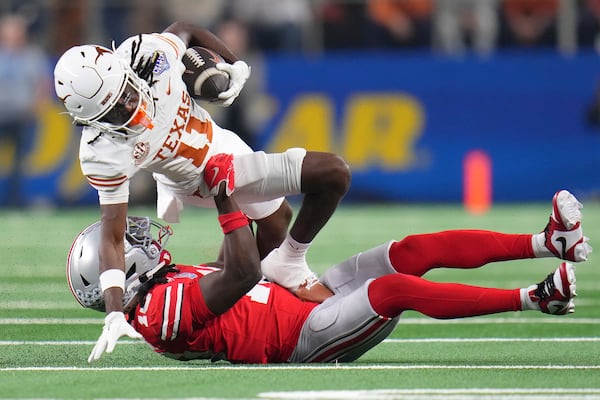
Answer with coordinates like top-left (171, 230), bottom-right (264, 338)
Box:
top-left (1, 200), bottom-right (599, 399)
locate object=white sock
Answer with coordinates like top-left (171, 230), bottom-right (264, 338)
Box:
top-left (280, 234), bottom-right (311, 260)
top-left (531, 233), bottom-right (552, 258)
top-left (262, 234), bottom-right (314, 291)
top-left (520, 286), bottom-right (539, 311)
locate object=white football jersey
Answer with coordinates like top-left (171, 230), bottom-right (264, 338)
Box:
top-left (79, 32), bottom-right (220, 205)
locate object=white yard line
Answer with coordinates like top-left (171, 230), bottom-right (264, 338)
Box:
top-left (383, 337), bottom-right (600, 343)
top-left (0, 318), bottom-right (103, 324)
top-left (0, 301), bottom-right (79, 309)
top-left (258, 388), bottom-right (600, 400)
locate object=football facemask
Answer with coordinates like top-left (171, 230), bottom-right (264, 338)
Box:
top-left (66, 216), bottom-right (172, 312)
top-left (54, 44), bottom-right (155, 137)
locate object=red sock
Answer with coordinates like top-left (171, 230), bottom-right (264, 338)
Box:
top-left (368, 274), bottom-right (522, 319)
top-left (389, 230), bottom-right (534, 277)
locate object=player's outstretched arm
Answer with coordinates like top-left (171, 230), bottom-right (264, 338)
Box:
top-left (98, 203), bottom-right (129, 314)
top-left (199, 183), bottom-right (262, 315)
top-left (88, 203), bottom-right (143, 363)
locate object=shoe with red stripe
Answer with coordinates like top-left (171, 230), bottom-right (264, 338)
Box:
top-left (544, 190), bottom-right (591, 262)
top-left (527, 262), bottom-right (576, 315)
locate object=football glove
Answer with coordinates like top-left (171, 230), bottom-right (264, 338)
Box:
top-left (204, 153), bottom-right (235, 196)
top-left (214, 60), bottom-right (250, 107)
top-left (88, 311), bottom-right (143, 363)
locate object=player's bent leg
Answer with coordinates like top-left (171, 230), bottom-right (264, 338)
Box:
top-left (289, 151), bottom-right (350, 242)
top-left (367, 273), bottom-right (522, 319)
top-left (232, 148), bottom-right (305, 197)
top-left (388, 230), bottom-right (534, 277)
top-left (254, 200), bottom-right (293, 259)
top-left (533, 190), bottom-right (592, 262)
top-left (299, 151), bottom-right (350, 195)
top-left (289, 281), bottom-right (399, 363)
top-left (259, 202), bottom-right (336, 303)
top-left (320, 241), bottom-right (397, 296)
top-left (261, 151), bottom-right (350, 295)
top-left (297, 241), bottom-right (396, 303)
top-left (366, 262), bottom-right (577, 319)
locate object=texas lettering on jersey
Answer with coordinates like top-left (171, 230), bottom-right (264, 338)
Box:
top-left (149, 89), bottom-right (213, 169)
top-left (79, 32), bottom-right (217, 204)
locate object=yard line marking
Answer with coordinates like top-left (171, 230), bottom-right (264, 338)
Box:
top-left (396, 317), bottom-right (600, 324)
top-left (258, 388), bottom-right (600, 400)
top-left (2, 337), bottom-right (600, 346)
top-left (0, 340), bottom-right (137, 345)
top-left (0, 318), bottom-right (103, 325)
top-left (3, 317), bottom-right (600, 325)
top-left (0, 301), bottom-right (77, 309)
top-left (2, 365), bottom-right (600, 372)
top-left (1, 283), bottom-right (68, 293)
top-left (384, 337), bottom-right (600, 343)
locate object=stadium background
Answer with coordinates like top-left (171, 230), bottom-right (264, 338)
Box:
top-left (1, 0), bottom-right (599, 208)
top-left (2, 2), bottom-right (600, 398)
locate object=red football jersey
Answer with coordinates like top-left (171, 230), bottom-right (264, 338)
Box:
top-left (131, 264), bottom-right (318, 363)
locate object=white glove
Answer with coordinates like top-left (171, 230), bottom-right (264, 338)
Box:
top-left (215, 60), bottom-right (251, 107)
top-left (88, 311), bottom-right (143, 363)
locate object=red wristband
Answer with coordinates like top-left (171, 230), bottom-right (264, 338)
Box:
top-left (218, 210), bottom-right (250, 234)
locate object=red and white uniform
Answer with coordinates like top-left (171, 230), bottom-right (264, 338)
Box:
top-left (131, 265), bottom-right (317, 363)
top-left (130, 230), bottom-right (562, 364)
top-left (79, 32), bottom-right (284, 222)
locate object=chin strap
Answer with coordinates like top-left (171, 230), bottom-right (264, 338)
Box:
top-left (138, 261), bottom-right (166, 284)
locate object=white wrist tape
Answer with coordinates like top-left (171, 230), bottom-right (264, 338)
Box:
top-left (99, 269), bottom-right (126, 292)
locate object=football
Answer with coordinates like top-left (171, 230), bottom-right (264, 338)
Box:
top-left (181, 47), bottom-right (230, 101)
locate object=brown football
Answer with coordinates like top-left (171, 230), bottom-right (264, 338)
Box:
top-left (182, 46), bottom-right (230, 101)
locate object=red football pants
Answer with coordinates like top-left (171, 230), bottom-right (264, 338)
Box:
top-left (368, 230), bottom-right (533, 319)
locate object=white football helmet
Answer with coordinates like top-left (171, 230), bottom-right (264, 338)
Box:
top-left (54, 44), bottom-right (155, 136)
top-left (66, 216), bottom-right (172, 312)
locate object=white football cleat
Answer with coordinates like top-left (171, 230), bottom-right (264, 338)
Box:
top-left (544, 190), bottom-right (592, 262)
top-left (527, 262), bottom-right (576, 315)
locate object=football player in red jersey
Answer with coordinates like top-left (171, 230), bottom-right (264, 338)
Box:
top-left (68, 185), bottom-right (590, 363)
top-left (54, 21), bottom-right (348, 359)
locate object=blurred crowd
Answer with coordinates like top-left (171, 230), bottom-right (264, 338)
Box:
top-left (2, 0), bottom-right (600, 58)
top-left (1, 0), bottom-right (600, 207)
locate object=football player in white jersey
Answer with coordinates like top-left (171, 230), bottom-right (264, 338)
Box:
top-left (54, 21), bottom-right (349, 361)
